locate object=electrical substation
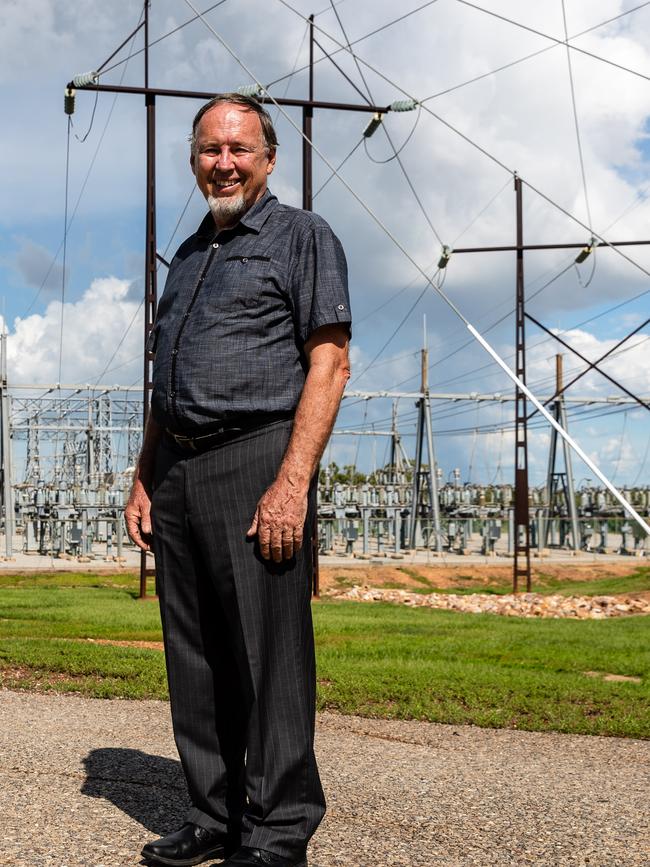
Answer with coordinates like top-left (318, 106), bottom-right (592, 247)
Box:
top-left (4, 2), bottom-right (649, 592)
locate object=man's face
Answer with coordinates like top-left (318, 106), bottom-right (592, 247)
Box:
top-left (191, 103), bottom-right (276, 228)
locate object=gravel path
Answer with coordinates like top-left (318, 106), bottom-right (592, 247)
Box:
top-left (0, 689), bottom-right (648, 866)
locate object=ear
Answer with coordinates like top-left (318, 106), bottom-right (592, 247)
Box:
top-left (190, 151), bottom-right (196, 176)
top-left (266, 148), bottom-right (276, 176)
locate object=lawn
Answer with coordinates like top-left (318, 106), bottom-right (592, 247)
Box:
top-left (0, 572), bottom-right (648, 738)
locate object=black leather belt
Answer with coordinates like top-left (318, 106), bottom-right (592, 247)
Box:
top-left (164, 413), bottom-right (293, 452)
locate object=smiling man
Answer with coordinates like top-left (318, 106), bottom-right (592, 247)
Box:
top-left (125, 94), bottom-right (351, 867)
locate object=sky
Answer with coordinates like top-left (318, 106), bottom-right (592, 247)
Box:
top-left (1, 0), bottom-right (650, 486)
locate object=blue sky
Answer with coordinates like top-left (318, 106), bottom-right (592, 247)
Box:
top-left (2, 0), bottom-right (650, 484)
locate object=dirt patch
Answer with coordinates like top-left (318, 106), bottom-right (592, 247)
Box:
top-left (318, 562), bottom-right (645, 593)
top-left (75, 638), bottom-right (164, 651)
top-left (0, 665), bottom-right (89, 689)
top-left (583, 671), bottom-right (642, 684)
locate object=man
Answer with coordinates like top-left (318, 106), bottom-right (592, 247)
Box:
top-left (125, 93), bottom-right (351, 867)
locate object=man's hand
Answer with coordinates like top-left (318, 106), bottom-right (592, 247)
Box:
top-left (125, 478), bottom-right (154, 552)
top-left (247, 478), bottom-right (309, 562)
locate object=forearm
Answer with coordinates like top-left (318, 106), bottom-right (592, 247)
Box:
top-left (276, 358), bottom-right (350, 493)
top-left (134, 415), bottom-right (163, 488)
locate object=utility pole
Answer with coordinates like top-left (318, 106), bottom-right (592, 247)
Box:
top-left (544, 354), bottom-right (580, 550)
top-left (141, 0), bottom-right (157, 600)
top-left (513, 175), bottom-right (531, 591)
top-left (0, 331), bottom-right (14, 558)
top-left (409, 317), bottom-right (442, 552)
top-left (302, 14), bottom-right (314, 212)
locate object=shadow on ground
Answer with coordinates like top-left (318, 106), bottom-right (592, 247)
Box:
top-left (81, 748), bottom-right (190, 835)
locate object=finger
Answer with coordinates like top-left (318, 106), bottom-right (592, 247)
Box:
top-left (282, 530), bottom-right (294, 561)
top-left (246, 509), bottom-right (259, 538)
top-left (126, 517), bottom-right (149, 552)
top-left (258, 525), bottom-right (271, 560)
top-left (270, 528), bottom-right (284, 563)
top-left (293, 527), bottom-right (304, 553)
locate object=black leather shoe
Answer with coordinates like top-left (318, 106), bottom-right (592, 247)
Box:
top-left (221, 846), bottom-right (307, 867)
top-left (141, 822), bottom-right (227, 866)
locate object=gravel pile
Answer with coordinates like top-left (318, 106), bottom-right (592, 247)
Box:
top-left (327, 585), bottom-right (650, 619)
top-left (1, 689), bottom-right (649, 866)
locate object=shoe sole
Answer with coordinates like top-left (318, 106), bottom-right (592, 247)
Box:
top-left (140, 845), bottom-right (226, 866)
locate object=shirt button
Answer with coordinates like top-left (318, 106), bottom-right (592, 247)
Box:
top-left (170, 391), bottom-right (176, 397)
top-left (242, 257), bottom-right (248, 263)
top-left (172, 349), bottom-right (178, 355)
top-left (184, 313), bottom-right (190, 318)
top-left (212, 242), bottom-right (219, 249)
top-left (337, 304), bottom-right (346, 310)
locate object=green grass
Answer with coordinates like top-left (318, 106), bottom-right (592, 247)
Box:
top-left (313, 600), bottom-right (650, 737)
top-left (0, 574), bottom-right (648, 737)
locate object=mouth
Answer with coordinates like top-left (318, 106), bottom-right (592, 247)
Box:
top-left (212, 179), bottom-right (241, 194)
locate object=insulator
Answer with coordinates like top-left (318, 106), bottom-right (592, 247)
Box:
top-left (390, 98), bottom-right (418, 112)
top-left (437, 245), bottom-right (452, 269)
top-left (64, 86), bottom-right (76, 116)
top-left (72, 70), bottom-right (99, 87)
top-left (236, 84), bottom-right (263, 98)
top-left (363, 113), bottom-right (383, 138)
top-left (574, 236), bottom-right (598, 264)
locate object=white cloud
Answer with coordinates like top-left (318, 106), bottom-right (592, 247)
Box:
top-left (8, 276), bottom-right (141, 384)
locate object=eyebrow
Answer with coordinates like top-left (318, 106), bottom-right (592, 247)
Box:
top-left (199, 140), bottom-right (256, 150)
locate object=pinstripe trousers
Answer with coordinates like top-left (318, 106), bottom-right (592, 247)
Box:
top-left (150, 418), bottom-right (325, 860)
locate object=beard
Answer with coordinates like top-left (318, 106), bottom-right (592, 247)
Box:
top-left (207, 190), bottom-right (248, 227)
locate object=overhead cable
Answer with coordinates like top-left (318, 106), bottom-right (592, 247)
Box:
top-left (455, 0), bottom-right (650, 86)
top-left (277, 0), bottom-right (650, 286)
top-left (265, 0), bottom-right (443, 89)
top-left (22, 13), bottom-right (144, 318)
top-left (561, 0), bottom-right (593, 230)
top-left (313, 137), bottom-right (364, 199)
top-left (58, 117), bottom-right (72, 386)
top-left (96, 19), bottom-right (145, 74)
top-left (182, 0), bottom-right (650, 533)
top-left (101, 0), bottom-right (230, 76)
top-left (421, 1), bottom-right (650, 104)
top-left (325, 0), bottom-right (444, 246)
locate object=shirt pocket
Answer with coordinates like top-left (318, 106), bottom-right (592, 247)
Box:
top-left (206, 255), bottom-right (272, 311)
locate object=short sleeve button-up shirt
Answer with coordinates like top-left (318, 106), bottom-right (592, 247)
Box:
top-left (150, 190), bottom-right (351, 432)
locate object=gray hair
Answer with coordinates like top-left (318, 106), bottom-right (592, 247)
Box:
top-left (189, 93), bottom-right (279, 156)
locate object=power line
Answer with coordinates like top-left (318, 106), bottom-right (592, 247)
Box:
top-left (22, 15), bottom-right (144, 318)
top-left (313, 136), bottom-right (364, 198)
top-left (101, 0), bottom-right (349, 78)
top-left (326, 0), bottom-right (445, 245)
top-left (101, 0), bottom-right (230, 76)
top-left (58, 118), bottom-right (72, 385)
top-left (420, 2), bottom-right (650, 104)
top-left (350, 280), bottom-right (435, 384)
top-left (455, 0), bottom-right (650, 87)
top-left (363, 105), bottom-right (422, 164)
top-left (276, 0), bottom-right (650, 287)
top-left (265, 0), bottom-right (443, 89)
top-left (273, 20), bottom-right (310, 126)
top-left (561, 0), bottom-right (593, 230)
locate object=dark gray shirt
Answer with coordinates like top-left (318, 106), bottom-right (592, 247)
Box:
top-left (150, 190), bottom-right (351, 432)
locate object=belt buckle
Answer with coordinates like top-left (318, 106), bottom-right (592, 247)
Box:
top-left (171, 432), bottom-right (197, 450)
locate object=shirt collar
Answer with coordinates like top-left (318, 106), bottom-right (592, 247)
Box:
top-left (196, 188), bottom-right (278, 239)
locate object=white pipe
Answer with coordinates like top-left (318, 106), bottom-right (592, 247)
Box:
top-left (467, 324), bottom-right (650, 535)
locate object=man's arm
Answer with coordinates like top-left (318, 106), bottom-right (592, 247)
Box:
top-left (125, 415), bottom-right (163, 551)
top-left (247, 323), bottom-right (350, 562)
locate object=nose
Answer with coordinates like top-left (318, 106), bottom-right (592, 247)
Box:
top-left (215, 146), bottom-right (234, 172)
